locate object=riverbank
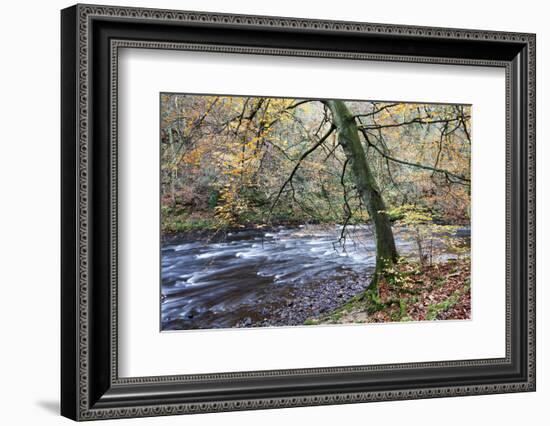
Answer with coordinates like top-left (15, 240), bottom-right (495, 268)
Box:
top-left (161, 225), bottom-right (470, 330)
top-left (304, 257), bottom-right (471, 325)
top-left (233, 270), bottom-right (372, 328)
top-left (162, 220), bottom-right (327, 244)
top-left (161, 225), bottom-right (379, 330)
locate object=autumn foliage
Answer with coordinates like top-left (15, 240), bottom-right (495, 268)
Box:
top-left (160, 94), bottom-right (471, 235)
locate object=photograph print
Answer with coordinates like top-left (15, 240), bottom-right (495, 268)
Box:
top-left (160, 94), bottom-right (472, 331)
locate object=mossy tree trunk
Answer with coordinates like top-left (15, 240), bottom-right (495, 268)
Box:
top-left (326, 100), bottom-right (398, 283)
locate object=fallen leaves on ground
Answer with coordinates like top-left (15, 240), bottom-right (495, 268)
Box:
top-left (318, 258), bottom-right (471, 324)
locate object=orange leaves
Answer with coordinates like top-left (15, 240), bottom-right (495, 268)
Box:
top-left (160, 93), bottom-right (472, 228)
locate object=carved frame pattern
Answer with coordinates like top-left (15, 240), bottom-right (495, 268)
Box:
top-left (61, 3), bottom-right (536, 421)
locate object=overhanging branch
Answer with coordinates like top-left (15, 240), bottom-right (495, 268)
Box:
top-left (358, 128), bottom-right (470, 185)
top-left (268, 125), bottom-right (336, 218)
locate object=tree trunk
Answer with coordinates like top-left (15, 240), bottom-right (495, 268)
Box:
top-left (168, 127), bottom-right (177, 207)
top-left (326, 100), bottom-right (398, 281)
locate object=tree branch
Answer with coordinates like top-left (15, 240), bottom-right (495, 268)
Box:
top-left (268, 125), bottom-right (336, 219)
top-left (358, 128), bottom-right (470, 185)
top-left (286, 99), bottom-right (312, 110)
top-left (352, 103), bottom-right (399, 119)
top-left (338, 158), bottom-right (353, 246)
top-left (358, 115), bottom-right (469, 131)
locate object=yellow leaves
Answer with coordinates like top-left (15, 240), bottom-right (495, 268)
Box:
top-left (180, 146), bottom-right (205, 168)
top-left (214, 181), bottom-right (249, 225)
top-left (387, 103), bottom-right (406, 119)
top-left (161, 94), bottom-right (471, 230)
top-left (228, 168), bottom-right (243, 176)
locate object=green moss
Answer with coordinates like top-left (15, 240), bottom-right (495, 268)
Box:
top-left (433, 277), bottom-right (446, 288)
top-left (399, 299), bottom-right (408, 318)
top-left (327, 311), bottom-right (345, 322)
top-left (425, 271), bottom-right (470, 320)
top-left (426, 292), bottom-right (461, 320)
top-left (312, 258), bottom-right (470, 325)
top-left (324, 288), bottom-right (387, 319)
top-left (162, 215), bottom-right (224, 233)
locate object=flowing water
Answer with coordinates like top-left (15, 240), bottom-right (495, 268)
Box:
top-left (161, 225), bottom-right (468, 330)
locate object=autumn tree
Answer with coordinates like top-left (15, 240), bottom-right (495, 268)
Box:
top-left (160, 94), bottom-right (471, 285)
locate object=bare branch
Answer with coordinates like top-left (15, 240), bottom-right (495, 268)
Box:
top-left (352, 103), bottom-right (399, 119)
top-left (432, 121), bottom-right (448, 175)
top-left (268, 125), bottom-right (336, 219)
top-left (285, 99), bottom-right (313, 110)
top-left (359, 128), bottom-right (470, 185)
top-left (358, 115), bottom-right (469, 131)
top-left (338, 158), bottom-right (353, 245)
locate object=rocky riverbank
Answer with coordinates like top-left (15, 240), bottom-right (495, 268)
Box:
top-left (234, 269), bottom-right (373, 328)
top-left (161, 224), bottom-right (470, 330)
top-left (304, 257), bottom-right (471, 326)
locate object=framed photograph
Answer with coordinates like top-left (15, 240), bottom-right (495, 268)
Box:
top-left (61, 4), bottom-right (536, 421)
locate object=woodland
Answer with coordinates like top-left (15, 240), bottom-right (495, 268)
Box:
top-left (160, 94), bottom-right (471, 330)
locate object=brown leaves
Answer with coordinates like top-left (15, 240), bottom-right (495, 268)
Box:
top-left (378, 259), bottom-right (471, 322)
top-left (323, 258), bottom-right (471, 325)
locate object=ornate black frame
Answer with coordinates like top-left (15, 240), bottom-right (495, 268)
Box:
top-left (61, 3), bottom-right (536, 421)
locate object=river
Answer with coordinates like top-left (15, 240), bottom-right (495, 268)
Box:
top-left (161, 225), bottom-right (468, 330)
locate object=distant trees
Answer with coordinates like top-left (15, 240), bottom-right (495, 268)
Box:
top-left (161, 94), bottom-right (471, 283)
